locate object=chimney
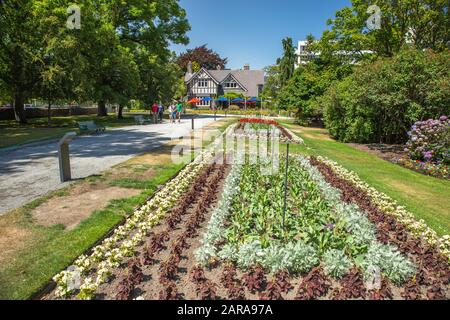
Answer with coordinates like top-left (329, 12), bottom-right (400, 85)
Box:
top-left (187, 61), bottom-right (193, 74)
top-left (243, 64), bottom-right (250, 71)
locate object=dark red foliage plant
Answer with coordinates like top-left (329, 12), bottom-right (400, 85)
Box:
top-left (275, 270), bottom-right (294, 294)
top-left (159, 281), bottom-right (178, 300)
top-left (333, 268), bottom-right (366, 300)
top-left (127, 259), bottom-right (144, 285)
top-left (159, 260), bottom-right (178, 283)
top-left (426, 282), bottom-right (446, 300)
top-left (368, 278), bottom-right (393, 301)
top-left (295, 267), bottom-right (331, 300)
top-left (243, 266), bottom-right (267, 293)
top-left (191, 266), bottom-right (207, 284)
top-left (196, 280), bottom-right (218, 300)
top-left (259, 281), bottom-right (284, 300)
top-left (401, 280), bottom-right (423, 300)
top-left (116, 276), bottom-right (135, 300)
top-left (220, 264), bottom-right (239, 289)
top-left (227, 285), bottom-right (246, 300)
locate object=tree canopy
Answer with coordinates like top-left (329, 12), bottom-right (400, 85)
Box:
top-left (176, 44), bottom-right (228, 72)
top-left (0, 0), bottom-right (191, 122)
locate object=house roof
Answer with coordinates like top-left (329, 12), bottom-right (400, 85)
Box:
top-left (185, 68), bottom-right (265, 97)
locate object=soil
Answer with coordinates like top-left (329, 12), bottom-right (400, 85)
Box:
top-left (348, 143), bottom-right (407, 163)
top-left (32, 187), bottom-right (141, 230)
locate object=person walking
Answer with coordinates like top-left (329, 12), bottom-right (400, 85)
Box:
top-left (168, 104), bottom-right (176, 124)
top-left (176, 102), bottom-right (183, 123)
top-left (158, 104), bottom-right (164, 123)
top-left (152, 103), bottom-right (158, 124)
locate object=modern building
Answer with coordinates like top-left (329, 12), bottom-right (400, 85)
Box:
top-left (295, 40), bottom-right (373, 68)
top-left (184, 62), bottom-right (265, 108)
top-left (295, 40), bottom-right (320, 67)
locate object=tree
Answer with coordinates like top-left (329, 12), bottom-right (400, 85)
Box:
top-left (176, 45), bottom-right (228, 72)
top-left (261, 64), bottom-right (281, 108)
top-left (316, 0), bottom-right (450, 62)
top-left (279, 37), bottom-right (296, 87)
top-left (90, 0), bottom-right (190, 116)
top-left (0, 0), bottom-right (41, 123)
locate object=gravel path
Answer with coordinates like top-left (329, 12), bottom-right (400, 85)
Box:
top-left (0, 116), bottom-right (217, 215)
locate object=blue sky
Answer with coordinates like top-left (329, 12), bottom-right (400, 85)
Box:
top-left (171, 0), bottom-right (351, 69)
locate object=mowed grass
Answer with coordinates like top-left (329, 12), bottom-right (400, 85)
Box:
top-left (281, 121), bottom-right (450, 237)
top-left (0, 114), bottom-right (137, 148)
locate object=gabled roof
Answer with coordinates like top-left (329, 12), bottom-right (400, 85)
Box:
top-left (185, 68), bottom-right (219, 84)
top-left (219, 73), bottom-right (247, 92)
top-left (185, 68), bottom-right (265, 97)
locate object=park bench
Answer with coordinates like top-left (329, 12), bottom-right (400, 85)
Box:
top-left (77, 121), bottom-right (106, 134)
top-left (134, 115), bottom-right (152, 125)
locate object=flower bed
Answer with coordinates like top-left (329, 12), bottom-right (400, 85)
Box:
top-left (399, 116), bottom-right (450, 179)
top-left (48, 122), bottom-right (448, 300)
top-left (196, 157), bottom-right (420, 287)
top-left (315, 156), bottom-right (450, 262)
top-left (235, 118), bottom-right (304, 144)
top-left (396, 158), bottom-right (449, 180)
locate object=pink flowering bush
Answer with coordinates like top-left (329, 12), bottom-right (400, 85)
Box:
top-left (406, 116), bottom-right (450, 165)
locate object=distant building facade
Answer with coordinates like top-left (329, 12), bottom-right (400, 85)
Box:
top-left (185, 62), bottom-right (265, 108)
top-left (295, 40), bottom-right (373, 68)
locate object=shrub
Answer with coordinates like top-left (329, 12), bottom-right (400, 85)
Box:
top-left (406, 116), bottom-right (450, 165)
top-left (323, 48), bottom-right (450, 144)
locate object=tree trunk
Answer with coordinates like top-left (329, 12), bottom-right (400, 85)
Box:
top-left (118, 105), bottom-right (124, 119)
top-left (97, 100), bottom-right (108, 117)
top-left (47, 101), bottom-right (52, 127)
top-left (14, 93), bottom-right (27, 124)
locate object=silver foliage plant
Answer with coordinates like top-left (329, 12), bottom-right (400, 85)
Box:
top-left (194, 164), bottom-right (242, 265)
top-left (232, 240), bottom-right (319, 274)
top-left (296, 155), bottom-right (415, 283)
top-left (361, 242), bottom-right (416, 285)
top-left (323, 249), bottom-right (353, 279)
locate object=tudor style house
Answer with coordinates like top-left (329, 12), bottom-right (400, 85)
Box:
top-left (184, 62), bottom-right (265, 108)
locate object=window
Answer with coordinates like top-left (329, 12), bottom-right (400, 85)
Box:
top-left (197, 97), bottom-right (211, 107)
top-left (224, 80), bottom-right (237, 88)
top-left (198, 79), bottom-right (208, 87)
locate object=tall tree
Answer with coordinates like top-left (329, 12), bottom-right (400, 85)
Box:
top-left (316, 0), bottom-right (450, 61)
top-left (91, 0), bottom-right (190, 115)
top-left (261, 64), bottom-right (281, 107)
top-left (0, 0), bottom-right (41, 123)
top-left (176, 45), bottom-right (228, 72)
top-left (279, 37), bottom-right (296, 87)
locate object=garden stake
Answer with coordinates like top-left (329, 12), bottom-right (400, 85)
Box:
top-left (282, 143), bottom-right (290, 233)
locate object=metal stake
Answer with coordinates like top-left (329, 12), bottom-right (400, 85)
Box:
top-left (282, 143), bottom-right (290, 231)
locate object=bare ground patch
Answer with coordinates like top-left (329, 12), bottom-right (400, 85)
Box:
top-left (32, 187), bottom-right (141, 230)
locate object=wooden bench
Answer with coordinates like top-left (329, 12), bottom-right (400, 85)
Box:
top-left (77, 121), bottom-right (106, 134)
top-left (134, 115), bottom-right (152, 125)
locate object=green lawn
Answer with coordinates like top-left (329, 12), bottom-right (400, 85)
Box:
top-left (282, 121), bottom-right (450, 237)
top-left (0, 114), bottom-right (137, 148)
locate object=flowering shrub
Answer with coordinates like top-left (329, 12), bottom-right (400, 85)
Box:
top-left (396, 158), bottom-right (449, 180)
top-left (406, 116), bottom-right (450, 165)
